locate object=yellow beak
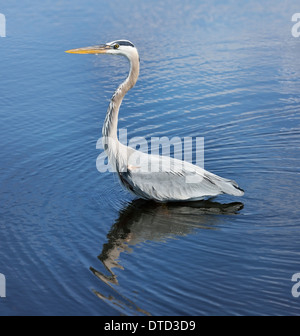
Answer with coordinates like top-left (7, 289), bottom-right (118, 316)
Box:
top-left (65, 45), bottom-right (110, 54)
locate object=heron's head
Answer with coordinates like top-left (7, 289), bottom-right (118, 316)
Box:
top-left (66, 40), bottom-right (138, 60)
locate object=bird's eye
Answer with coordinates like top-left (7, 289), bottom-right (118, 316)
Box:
top-left (114, 44), bottom-right (120, 50)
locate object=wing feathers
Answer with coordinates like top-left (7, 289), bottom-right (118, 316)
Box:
top-left (116, 151), bottom-right (244, 202)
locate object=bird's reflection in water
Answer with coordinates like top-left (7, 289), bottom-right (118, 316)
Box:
top-left (91, 199), bottom-right (243, 315)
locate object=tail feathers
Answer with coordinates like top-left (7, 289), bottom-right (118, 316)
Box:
top-left (205, 172), bottom-right (244, 197)
top-left (219, 177), bottom-right (244, 197)
top-left (229, 182), bottom-right (245, 197)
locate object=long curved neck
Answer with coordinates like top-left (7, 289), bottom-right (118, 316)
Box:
top-left (102, 52), bottom-right (140, 141)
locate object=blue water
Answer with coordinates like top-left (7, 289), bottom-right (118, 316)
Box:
top-left (1, 0), bottom-right (300, 316)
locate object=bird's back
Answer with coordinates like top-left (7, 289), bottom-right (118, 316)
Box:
top-left (117, 147), bottom-right (244, 202)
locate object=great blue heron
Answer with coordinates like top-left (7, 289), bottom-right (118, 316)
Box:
top-left (66, 40), bottom-right (244, 202)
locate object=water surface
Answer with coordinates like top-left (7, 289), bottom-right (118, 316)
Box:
top-left (0, 0), bottom-right (300, 315)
